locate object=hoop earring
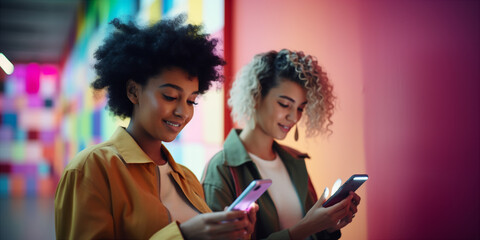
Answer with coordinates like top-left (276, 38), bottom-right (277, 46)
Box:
top-left (294, 125), bottom-right (299, 141)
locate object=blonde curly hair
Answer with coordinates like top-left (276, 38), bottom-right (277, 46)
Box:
top-left (228, 49), bottom-right (335, 137)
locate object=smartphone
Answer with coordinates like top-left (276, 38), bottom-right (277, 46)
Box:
top-left (227, 179), bottom-right (272, 211)
top-left (322, 174), bottom-right (368, 208)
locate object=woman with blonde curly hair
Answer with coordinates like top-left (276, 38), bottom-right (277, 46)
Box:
top-left (202, 49), bottom-right (361, 239)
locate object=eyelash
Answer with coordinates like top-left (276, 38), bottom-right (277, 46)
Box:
top-left (163, 95), bottom-right (176, 101)
top-left (188, 101), bottom-right (198, 106)
top-left (163, 95), bottom-right (198, 106)
top-left (278, 102), bottom-right (304, 112)
top-left (278, 102), bottom-right (289, 108)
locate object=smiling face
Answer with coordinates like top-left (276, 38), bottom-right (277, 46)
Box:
top-left (128, 67), bottom-right (199, 142)
top-left (254, 78), bottom-right (307, 140)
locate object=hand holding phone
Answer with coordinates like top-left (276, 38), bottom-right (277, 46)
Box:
top-left (322, 174), bottom-right (368, 208)
top-left (227, 179), bottom-right (272, 211)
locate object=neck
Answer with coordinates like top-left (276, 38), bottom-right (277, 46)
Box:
top-left (239, 125), bottom-right (276, 160)
top-left (126, 121), bottom-right (166, 165)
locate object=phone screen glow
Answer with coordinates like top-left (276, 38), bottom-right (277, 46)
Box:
top-left (331, 178), bottom-right (342, 197)
top-left (353, 176), bottom-right (369, 181)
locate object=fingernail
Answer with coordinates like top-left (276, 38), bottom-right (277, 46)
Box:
top-left (323, 187), bottom-right (329, 199)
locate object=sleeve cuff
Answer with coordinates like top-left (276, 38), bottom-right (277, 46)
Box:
top-left (149, 221), bottom-right (184, 240)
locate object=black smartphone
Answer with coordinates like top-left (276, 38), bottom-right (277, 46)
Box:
top-left (227, 179), bottom-right (272, 211)
top-left (322, 174), bottom-right (368, 207)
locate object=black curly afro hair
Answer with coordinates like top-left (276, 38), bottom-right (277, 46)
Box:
top-left (91, 15), bottom-right (225, 119)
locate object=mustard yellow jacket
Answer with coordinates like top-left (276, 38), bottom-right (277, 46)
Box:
top-left (55, 127), bottom-right (211, 239)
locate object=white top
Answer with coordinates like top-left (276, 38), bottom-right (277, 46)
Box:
top-left (249, 152), bottom-right (303, 229)
top-left (158, 163), bottom-right (199, 223)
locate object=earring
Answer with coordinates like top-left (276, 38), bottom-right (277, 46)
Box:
top-left (294, 125), bottom-right (299, 141)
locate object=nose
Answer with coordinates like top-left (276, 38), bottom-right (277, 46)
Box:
top-left (287, 108), bottom-right (299, 123)
top-left (173, 101), bottom-right (189, 120)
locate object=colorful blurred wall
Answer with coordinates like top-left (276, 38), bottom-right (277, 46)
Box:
top-left (226, 0), bottom-right (479, 239)
top-left (1, 63), bottom-right (60, 197)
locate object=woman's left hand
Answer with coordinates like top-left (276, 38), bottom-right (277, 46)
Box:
top-left (327, 191), bottom-right (361, 232)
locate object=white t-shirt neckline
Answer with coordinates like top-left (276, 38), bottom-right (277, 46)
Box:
top-left (158, 163), bottom-right (199, 223)
top-left (248, 151), bottom-right (303, 230)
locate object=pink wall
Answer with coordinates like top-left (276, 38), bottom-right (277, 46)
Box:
top-left (229, 0), bottom-right (480, 239)
top-left (361, 1), bottom-right (480, 239)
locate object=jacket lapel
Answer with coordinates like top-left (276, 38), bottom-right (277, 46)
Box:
top-left (162, 145), bottom-right (210, 213)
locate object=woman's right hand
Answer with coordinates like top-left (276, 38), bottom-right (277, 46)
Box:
top-left (179, 211), bottom-right (250, 240)
top-left (288, 189), bottom-right (354, 240)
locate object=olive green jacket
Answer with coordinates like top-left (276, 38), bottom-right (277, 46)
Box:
top-left (202, 129), bottom-right (341, 240)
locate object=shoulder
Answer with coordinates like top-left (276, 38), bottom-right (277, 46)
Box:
top-left (202, 150), bottom-right (228, 177)
top-left (207, 150), bottom-right (227, 167)
top-left (202, 150), bottom-right (232, 185)
top-left (57, 142), bottom-right (121, 195)
top-left (63, 141), bottom-right (119, 173)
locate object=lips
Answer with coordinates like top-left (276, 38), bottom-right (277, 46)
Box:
top-left (164, 120), bottom-right (181, 127)
top-left (278, 123), bottom-right (293, 133)
top-left (164, 120), bottom-right (182, 132)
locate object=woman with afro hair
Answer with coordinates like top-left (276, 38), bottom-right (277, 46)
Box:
top-left (202, 49), bottom-right (361, 240)
top-left (55, 16), bottom-right (257, 240)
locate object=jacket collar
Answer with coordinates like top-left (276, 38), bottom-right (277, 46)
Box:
top-left (223, 129), bottom-right (309, 167)
top-left (110, 127), bottom-right (186, 179)
top-left (223, 129), bottom-right (252, 167)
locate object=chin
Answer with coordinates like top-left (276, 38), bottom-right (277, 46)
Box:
top-left (162, 136), bottom-right (177, 142)
top-left (274, 132), bottom-right (288, 140)
top-left (159, 133), bottom-right (178, 142)
top-left (277, 136), bottom-right (288, 140)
